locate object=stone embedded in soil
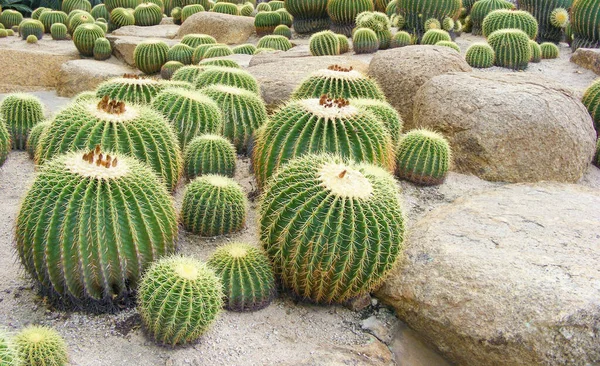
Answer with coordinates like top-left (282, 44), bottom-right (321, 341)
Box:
top-left (110, 25), bottom-right (179, 39)
top-left (571, 47), bottom-right (600, 75)
top-left (57, 59), bottom-right (140, 97)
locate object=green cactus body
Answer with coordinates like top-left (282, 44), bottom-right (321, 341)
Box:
top-left (463, 15), bottom-right (473, 32)
top-left (487, 28), bottom-right (531, 70)
top-left (424, 17), bottom-right (441, 30)
top-left (184, 134), bottom-right (236, 178)
top-left (201, 84), bottom-right (268, 153)
top-left (63, 0), bottom-right (92, 14)
top-left (171, 6), bottom-right (182, 24)
top-left (327, 0), bottom-right (374, 36)
top-left (202, 44), bottom-right (234, 59)
top-left (50, 22), bottom-right (67, 39)
top-left (232, 43), bottom-right (257, 54)
top-left (172, 65), bottom-right (204, 82)
top-left (256, 2), bottom-right (271, 11)
top-left (239, 2), bottom-right (254, 16)
top-left (257, 34), bottom-right (293, 50)
top-left (292, 65), bottom-right (385, 100)
top-left (259, 153), bottom-right (405, 303)
top-left (581, 79), bottom-right (600, 132)
top-left (166, 43), bottom-right (193, 64)
top-left (39, 11), bottom-right (68, 33)
top-left (91, 4), bottom-right (110, 20)
top-left (390, 30), bottom-right (412, 47)
top-left (181, 174), bottom-right (247, 236)
top-left (571, 0), bottom-right (599, 49)
top-left (194, 66), bottom-right (259, 93)
top-left (94, 20), bottom-right (108, 33)
top-left (386, 0), bottom-right (397, 17)
top-left (26, 34), bottom-right (38, 43)
top-left (350, 98), bottom-right (403, 146)
top-left (160, 60), bottom-right (184, 79)
top-left (540, 41), bottom-right (559, 58)
top-left (481, 9), bottom-right (539, 39)
top-left (17, 149), bottom-right (178, 309)
top-left (200, 58), bottom-right (240, 68)
top-left (95, 76), bottom-right (164, 104)
top-left (0, 118), bottom-right (9, 166)
top-left (285, 0), bottom-right (329, 34)
top-left (269, 0), bottom-right (284, 10)
top-left (375, 0), bottom-right (391, 12)
top-left (0, 10), bottom-right (22, 29)
top-left (212, 2), bottom-right (238, 14)
top-left (92, 37), bottom-right (112, 60)
top-left (396, 129), bottom-right (451, 185)
top-left (0, 29), bottom-right (7, 38)
top-left (594, 138), bottom-right (600, 168)
top-left (138, 256), bottom-right (223, 345)
top-left (550, 7), bottom-right (569, 27)
top-left (164, 0), bottom-right (182, 17)
top-left (442, 16), bottom-right (454, 30)
top-left (96, 17), bottom-right (108, 23)
top-left (181, 0), bottom-right (210, 8)
top-left (353, 27), bottom-right (380, 53)
top-left (134, 3), bottom-right (163, 26)
top-left (465, 42), bottom-right (495, 68)
top-left (469, 0), bottom-right (515, 35)
top-left (255, 11), bottom-right (281, 35)
top-left (337, 34), bottom-right (349, 52)
top-left (253, 96), bottom-right (394, 187)
top-left (421, 28), bottom-right (451, 44)
top-left (181, 33), bottom-right (217, 47)
top-left (134, 39), bottom-right (169, 74)
top-left (152, 88), bottom-right (222, 148)
top-left (69, 12), bottom-right (95, 34)
top-left (309, 30), bottom-right (341, 55)
top-left (529, 39), bottom-right (542, 62)
top-left (147, 0), bottom-right (166, 13)
top-left (14, 327), bottom-right (68, 366)
top-left (32, 7), bottom-right (50, 20)
top-left (397, 0), bottom-right (461, 38)
top-left (208, 243), bottom-right (276, 311)
top-left (275, 8), bottom-right (293, 26)
top-left (273, 24), bottom-right (292, 38)
top-left (26, 120), bottom-right (50, 160)
top-left (518, 0), bottom-right (572, 43)
top-left (159, 79), bottom-right (194, 90)
top-left (0, 93), bottom-right (45, 150)
top-left (190, 43), bottom-right (216, 63)
top-left (19, 19), bottom-right (45, 40)
top-left (73, 23), bottom-right (105, 57)
top-left (36, 99), bottom-right (183, 191)
top-left (105, 0), bottom-right (142, 12)
top-left (435, 40), bottom-right (460, 51)
top-left (0, 330), bottom-right (18, 366)
top-left (182, 4), bottom-right (205, 21)
top-left (110, 7), bottom-right (135, 28)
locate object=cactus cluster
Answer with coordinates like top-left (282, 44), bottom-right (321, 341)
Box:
top-left (487, 28), bottom-right (531, 70)
top-left (396, 129), bottom-right (451, 185)
top-left (397, 0), bottom-right (461, 38)
top-left (73, 23), bottom-right (105, 57)
top-left (465, 42), bottom-right (495, 68)
top-left (355, 11), bottom-right (393, 49)
top-left (481, 9), bottom-right (539, 39)
top-left (134, 39), bottom-right (169, 74)
top-left (309, 30), bottom-right (341, 56)
top-left (469, 0), bottom-right (515, 35)
top-left (570, 0), bottom-right (599, 49)
top-left (284, 0), bottom-right (329, 34)
top-left (39, 11), bottom-right (68, 33)
top-left (0, 93), bottom-right (45, 150)
top-left (518, 0), bottom-right (571, 43)
top-left (14, 326), bottom-right (68, 366)
top-left (184, 134), bottom-right (236, 178)
top-left (194, 66), bottom-right (260, 94)
top-left (327, 0), bottom-right (373, 36)
top-left (95, 76), bottom-right (164, 104)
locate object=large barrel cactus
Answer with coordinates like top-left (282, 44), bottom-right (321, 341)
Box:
top-left (259, 153), bottom-right (405, 304)
top-left (284, 0), bottom-right (330, 34)
top-left (0, 93), bottom-right (45, 150)
top-left (95, 75), bottom-right (164, 104)
top-left (194, 66), bottom-right (260, 94)
top-left (517, 0), bottom-right (572, 43)
top-left (36, 97), bottom-right (182, 191)
top-left (397, 0), bottom-right (461, 38)
top-left (16, 148), bottom-right (178, 311)
top-left (487, 28), bottom-right (531, 70)
top-left (481, 9), bottom-right (539, 39)
top-left (470, 0), bottom-right (515, 35)
top-left (571, 0), bottom-right (600, 49)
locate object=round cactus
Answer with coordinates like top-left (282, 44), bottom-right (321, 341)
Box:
top-left (257, 34), bottom-right (292, 50)
top-left (161, 60), bottom-right (184, 79)
top-left (232, 43), bottom-right (257, 54)
top-left (396, 129), bottom-right (451, 185)
top-left (182, 4), bottom-right (205, 21)
top-left (181, 174), bottom-right (247, 236)
top-left (138, 255), bottom-right (223, 345)
top-left (284, 0), bottom-right (329, 34)
top-left (152, 88), bottom-right (222, 148)
top-left (36, 97), bottom-right (183, 191)
top-left (550, 7), bottom-right (569, 27)
top-left (337, 34), bottom-right (350, 52)
top-left (95, 76), bottom-right (164, 104)
top-left (63, 0), bottom-right (91, 13)
top-left (0, 30), bottom-right (7, 38)
top-left (200, 58), bottom-right (240, 68)
top-left (240, 2), bottom-right (255, 16)
top-left (465, 42), bottom-right (495, 68)
top-left (32, 7), bottom-right (50, 20)
top-left (421, 28), bottom-right (451, 44)
top-left (19, 19), bottom-right (44, 40)
top-left (171, 6), bottom-right (182, 24)
top-left (73, 23), bottom-right (105, 57)
top-left (518, 0), bottom-right (571, 43)
top-left (190, 43), bottom-right (217, 63)
top-left (353, 27), bottom-right (379, 54)
top-left (202, 44), bottom-right (234, 59)
top-left (487, 28), bottom-right (531, 70)
top-left (397, 0), bottom-right (461, 38)
top-left (0, 10), bottom-right (23, 29)
top-left (256, 2), bottom-right (271, 12)
top-left (194, 66), bottom-right (260, 94)
top-left (0, 117), bottom-right (10, 167)
top-left (212, 2), bottom-right (238, 15)
top-left (390, 30), bottom-right (412, 47)
top-left (594, 138), bottom-right (600, 168)
top-left (181, 33), bottom-right (217, 47)
top-left (26, 34), bottom-right (38, 43)
top-left (26, 120), bottom-right (50, 160)
top-left (93, 37), bottom-right (112, 60)
top-left (350, 98), bottom-right (403, 146)
top-left (424, 17), bottom-right (441, 30)
top-left (259, 153), bottom-right (405, 303)
top-left (275, 8), bottom-right (293, 27)
top-left (540, 41), bottom-right (559, 58)
top-left (172, 65), bottom-right (204, 82)
top-left (435, 40), bottom-right (460, 52)
top-left (201, 84), bottom-right (268, 153)
top-left (254, 11), bottom-right (281, 35)
top-left (69, 12), bottom-right (94, 34)
top-left (582, 79), bottom-right (600, 132)
top-left (442, 16), bottom-right (454, 31)
top-left (184, 134), bottom-right (236, 178)
top-left (481, 9), bottom-right (539, 39)
top-left (309, 30), bottom-right (341, 56)
top-left (105, 0), bottom-right (142, 12)
top-left (91, 3), bottom-right (110, 20)
top-left (134, 39), bottom-right (169, 74)
top-left (571, 0), bottom-right (599, 49)
top-left (469, 0), bottom-right (515, 35)
top-left (292, 64), bottom-right (385, 100)
top-left (0, 329), bottom-right (18, 366)
top-left (39, 11), bottom-right (68, 33)
top-left (134, 3), bottom-right (163, 26)
top-left (253, 95), bottom-right (395, 187)
top-left (529, 39), bottom-right (542, 62)
top-left (327, 0), bottom-right (374, 36)
top-left (110, 7), bottom-right (135, 28)
top-left (14, 326), bottom-right (68, 366)
top-left (166, 43), bottom-right (194, 64)
top-left (0, 93), bottom-right (45, 150)
top-left (208, 243), bottom-right (276, 311)
top-left (273, 24), bottom-right (292, 38)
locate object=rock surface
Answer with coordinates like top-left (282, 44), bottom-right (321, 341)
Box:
top-left (412, 72), bottom-right (596, 183)
top-left (368, 46), bottom-right (471, 127)
top-left (377, 183), bottom-right (600, 366)
top-left (176, 12), bottom-right (255, 44)
top-left (107, 35), bottom-right (179, 67)
top-left (110, 25), bottom-right (179, 39)
top-left (57, 59), bottom-right (140, 97)
top-left (571, 47), bottom-right (600, 75)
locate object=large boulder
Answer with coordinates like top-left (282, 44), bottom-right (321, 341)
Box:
top-left (110, 25), bottom-right (179, 38)
top-left (413, 72), bottom-right (596, 183)
top-left (368, 46), bottom-right (471, 127)
top-left (571, 48), bottom-right (600, 75)
top-left (56, 59), bottom-right (140, 97)
top-left (376, 183), bottom-right (600, 366)
top-left (176, 12), bottom-right (255, 44)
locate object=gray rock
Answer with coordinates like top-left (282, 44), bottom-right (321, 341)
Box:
top-left (110, 25), bottom-right (179, 39)
top-left (413, 72), bottom-right (596, 183)
top-left (56, 59), bottom-right (140, 97)
top-left (176, 12), bottom-right (255, 44)
top-left (368, 46), bottom-right (471, 127)
top-left (571, 47), bottom-right (600, 75)
top-left (377, 183), bottom-right (600, 366)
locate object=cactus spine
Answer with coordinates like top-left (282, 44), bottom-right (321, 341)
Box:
top-left (487, 28), bottom-right (531, 70)
top-left (14, 326), bottom-right (68, 366)
top-left (184, 134), bottom-right (236, 178)
top-left (309, 30), bottom-right (341, 56)
top-left (73, 23), bottom-right (105, 57)
top-left (0, 93), bottom-right (45, 150)
top-left (95, 76), bottom-right (164, 104)
top-left (39, 11), bottom-right (68, 33)
top-left (396, 129), bottom-right (451, 185)
top-left (465, 42), bottom-right (495, 68)
top-left (134, 39), bottom-right (169, 74)
top-left (292, 65), bottom-right (385, 100)
top-left (0, 329), bottom-right (18, 366)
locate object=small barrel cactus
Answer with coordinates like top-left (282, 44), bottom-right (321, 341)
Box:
top-left (0, 329), bottom-right (18, 366)
top-left (257, 34), bottom-right (292, 51)
top-left (110, 7), bottom-right (135, 29)
top-left (0, 93), bottom-right (45, 150)
top-left (327, 0), bottom-right (374, 36)
top-left (254, 11), bottom-right (281, 35)
top-left (232, 43), bottom-right (257, 54)
top-left (256, 2), bottom-right (271, 12)
top-left (134, 2), bottom-right (163, 26)
top-left (181, 174), bottom-right (247, 236)
top-left (337, 34), bottom-right (350, 53)
top-left (424, 17), bottom-right (441, 30)
top-left (240, 2), bottom-right (255, 16)
top-left (273, 24), bottom-right (292, 39)
top-left (95, 76), bottom-right (164, 104)
top-left (212, 2), bottom-right (238, 15)
top-left (184, 134), bottom-right (236, 178)
top-left (465, 42), bottom-right (495, 68)
top-left (19, 19), bottom-right (45, 40)
top-left (134, 39), bottom-right (169, 74)
top-left (292, 64), bottom-right (385, 100)
top-left (550, 7), bottom-right (569, 28)
top-left (14, 326), bottom-right (68, 366)
top-left (93, 37), bottom-right (112, 60)
top-left (0, 10), bottom-right (23, 29)
top-left (200, 58), bottom-right (241, 68)
top-left (73, 23), bottom-right (105, 57)
top-left (353, 27), bottom-right (380, 54)
top-left (421, 28), bottom-right (451, 44)
top-left (540, 41), bottom-right (559, 58)
top-left (529, 39), bottom-right (542, 62)
top-left (172, 65), bottom-right (204, 83)
top-left (39, 11), bottom-right (68, 33)
top-left (309, 30), bottom-right (341, 56)
top-left (581, 79), bottom-right (600, 132)
top-left (487, 28), bottom-right (531, 70)
top-left (435, 40), bottom-right (460, 52)
top-left (259, 153), bottom-right (405, 303)
top-left (181, 33), bottom-right (217, 48)
top-left (194, 66), bottom-right (259, 94)
top-left (396, 129), bottom-right (451, 185)
top-left (171, 6), bottom-right (182, 25)
top-left (26, 34), bottom-right (38, 43)
top-left (285, 0), bottom-right (329, 34)
top-left (152, 88), bottom-right (222, 149)
top-left (91, 3), bottom-right (110, 20)
top-left (350, 98), bottom-right (403, 146)
top-left (167, 43), bottom-right (194, 64)
top-left (207, 243), bottom-right (276, 311)
top-left (390, 30), bottom-right (412, 47)
top-left (181, 4), bottom-right (205, 22)
top-left (138, 255), bottom-right (223, 345)
top-left (481, 9), bottom-right (539, 39)
top-left (26, 120), bottom-right (50, 160)
top-left (161, 60), bottom-right (184, 79)
top-left (202, 44), bottom-right (234, 59)
top-left (275, 8), bottom-right (293, 27)
top-left (469, 0), bottom-right (515, 35)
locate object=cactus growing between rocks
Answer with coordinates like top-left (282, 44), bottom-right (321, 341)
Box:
top-left (481, 9), bottom-right (539, 39)
top-left (570, 0), bottom-right (599, 49)
top-left (161, 60), bottom-right (184, 79)
top-left (184, 134), bottom-right (236, 178)
top-left (487, 28), bottom-right (531, 70)
top-left (257, 34), bottom-right (292, 50)
top-left (138, 256), bottom-right (223, 345)
top-left (353, 27), bottom-right (380, 53)
top-left (0, 10), bottom-right (22, 29)
top-left (73, 23), bottom-right (104, 57)
top-left (167, 43), bottom-right (194, 64)
top-left (39, 11), bottom-right (68, 33)
top-left (93, 37), bottom-right (112, 60)
top-left (465, 42), bottom-right (495, 68)
top-left (50, 22), bottom-right (68, 39)
top-left (550, 7), bottom-right (569, 27)
top-left (181, 174), bottom-right (247, 236)
top-left (284, 0), bottom-right (329, 34)
top-left (134, 3), bottom-right (163, 26)
top-left (254, 10), bottom-right (281, 35)
top-left (397, 0), bottom-right (461, 38)
top-left (0, 93), bottom-right (45, 150)
top-left (0, 329), bottom-right (18, 366)
top-left (309, 30), bottom-right (340, 55)
top-left (110, 7), bottom-right (135, 28)
top-left (95, 76), bottom-right (163, 104)
top-left (259, 153), bottom-right (404, 303)
top-left (208, 243), bottom-right (276, 311)
top-left (518, 0), bottom-right (571, 43)
top-left (19, 19), bottom-right (45, 40)
top-left (540, 41), bottom-right (559, 58)
top-left (26, 120), bottom-right (49, 160)
top-left (396, 129), bottom-right (451, 185)
top-left (390, 30), bottom-right (412, 47)
top-left (182, 4), bottom-right (205, 21)
top-left (273, 24), bottom-right (292, 38)
top-left (181, 33), bottom-right (217, 48)
top-left (194, 66), bottom-right (259, 93)
top-left (14, 326), bottom-right (68, 366)
top-left (327, 0), bottom-right (374, 36)
top-left (232, 43), bottom-right (257, 54)
top-left (134, 39), bottom-right (169, 74)
top-left (470, 0), bottom-right (515, 35)
top-left (421, 28), bottom-right (451, 44)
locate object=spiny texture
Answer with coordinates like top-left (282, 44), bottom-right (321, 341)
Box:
top-left (36, 99), bottom-right (182, 191)
top-left (73, 23), bottom-right (105, 57)
top-left (167, 43), bottom-right (194, 64)
top-left (14, 326), bottom-right (68, 366)
top-left (95, 77), bottom-right (164, 104)
top-left (91, 4), bottom-right (110, 20)
top-left (194, 66), bottom-right (260, 94)
top-left (581, 79), bottom-right (600, 132)
top-left (93, 37), bottom-right (112, 60)
top-left (181, 33), bottom-right (217, 48)
top-left (172, 65), bottom-right (204, 83)
top-left (0, 93), bottom-right (45, 150)
top-left (39, 11), bottom-right (68, 33)
top-left (0, 10), bottom-right (23, 29)
top-left (353, 27), bottom-right (379, 53)
top-left (273, 24), bottom-right (292, 38)
top-left (540, 41), bottom-right (559, 58)
top-left (571, 0), bottom-right (599, 49)
top-left (396, 129), bottom-right (451, 185)
top-left (469, 0), bottom-right (515, 35)
top-left (26, 120), bottom-right (50, 160)
top-left (105, 0), bottom-right (142, 12)
top-left (202, 45), bottom-right (234, 59)
top-left (518, 0), bottom-right (572, 43)
top-left (337, 34), bottom-right (349, 52)
top-left (435, 40), bottom-right (460, 51)
top-left (184, 134), bottom-right (236, 178)
top-left (292, 65), bottom-right (385, 100)
top-left (390, 30), bottom-right (412, 47)
top-left (0, 330), bottom-right (18, 366)
top-left (465, 42), bottom-right (495, 68)
top-left (152, 88), bottom-right (222, 149)
top-left (424, 17), bottom-right (441, 29)
top-left (68, 12), bottom-right (94, 34)
top-left (17, 150), bottom-right (177, 310)
top-left (529, 39), bottom-right (542, 61)
top-left (62, 0), bottom-right (91, 13)
top-left (232, 43), bottom-right (257, 54)
top-left (309, 30), bottom-right (340, 55)
top-left (110, 7), bottom-right (135, 29)
top-left (421, 28), bottom-right (451, 44)
top-left (134, 3), bottom-right (163, 26)
top-left (550, 7), bottom-right (569, 27)
top-left (327, 0), bottom-right (374, 36)
top-left (181, 175), bottom-right (247, 236)
top-left (255, 11), bottom-right (281, 35)
top-left (201, 84), bottom-right (268, 153)
top-left (212, 2), bottom-right (238, 15)
top-left (253, 96), bottom-right (395, 187)
top-left (487, 28), bottom-right (531, 70)
top-left (397, 0), bottom-right (461, 38)
top-left (355, 11), bottom-right (392, 49)
top-left (349, 98), bottom-right (403, 146)
top-left (182, 4), bottom-right (205, 22)
top-left (200, 59), bottom-right (240, 68)
top-left (208, 243), bottom-right (276, 311)
top-left (0, 118), bottom-right (10, 167)
top-left (134, 40), bottom-right (169, 75)
top-left (19, 19), bottom-right (44, 40)
top-left (257, 34), bottom-right (293, 51)
top-left (284, 0), bottom-right (329, 34)
top-left (26, 35), bottom-right (38, 43)
top-left (259, 153), bottom-right (405, 303)
top-left (481, 9), bottom-right (539, 39)
top-left (161, 60), bottom-right (184, 80)
top-left (138, 256), bottom-right (223, 345)
top-left (276, 8), bottom-right (293, 26)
